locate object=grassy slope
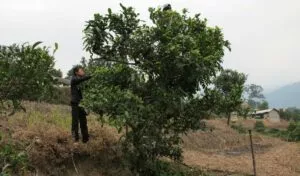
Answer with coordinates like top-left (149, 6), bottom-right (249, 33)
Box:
top-left (1, 102), bottom-right (299, 176)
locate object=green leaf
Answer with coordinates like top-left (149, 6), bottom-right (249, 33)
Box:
top-left (32, 41), bottom-right (43, 49)
top-left (53, 42), bottom-right (59, 54)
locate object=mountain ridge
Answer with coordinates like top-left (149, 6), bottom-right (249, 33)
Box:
top-left (266, 81), bottom-right (300, 108)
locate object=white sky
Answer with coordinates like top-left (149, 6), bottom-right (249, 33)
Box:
top-left (1, 0), bottom-right (299, 92)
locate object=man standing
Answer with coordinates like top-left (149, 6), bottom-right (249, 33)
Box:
top-left (71, 66), bottom-right (91, 143)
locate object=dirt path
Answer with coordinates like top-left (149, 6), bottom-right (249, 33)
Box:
top-left (183, 142), bottom-right (300, 176)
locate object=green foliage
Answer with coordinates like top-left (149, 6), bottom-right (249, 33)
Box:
top-left (244, 84), bottom-right (264, 100)
top-left (82, 4), bottom-right (229, 175)
top-left (237, 105), bottom-right (251, 119)
top-left (267, 128), bottom-right (280, 134)
top-left (0, 42), bottom-right (57, 115)
top-left (262, 122), bottom-right (300, 142)
top-left (42, 87), bottom-right (71, 105)
top-left (212, 69), bottom-right (247, 125)
top-left (0, 144), bottom-right (28, 175)
top-left (285, 122), bottom-right (300, 141)
top-left (279, 108), bottom-right (300, 121)
top-left (254, 121), bottom-right (265, 132)
top-left (142, 160), bottom-right (212, 176)
top-left (244, 84), bottom-right (265, 110)
top-left (258, 100), bottom-right (269, 110)
top-left (231, 124), bottom-right (247, 134)
top-left (51, 69), bottom-right (63, 78)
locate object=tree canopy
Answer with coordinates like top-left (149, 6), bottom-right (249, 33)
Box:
top-left (244, 84), bottom-right (265, 109)
top-left (82, 4), bottom-right (230, 175)
top-left (212, 69), bottom-right (247, 125)
top-left (0, 42), bottom-right (58, 115)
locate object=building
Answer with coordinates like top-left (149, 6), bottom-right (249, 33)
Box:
top-left (253, 108), bottom-right (280, 122)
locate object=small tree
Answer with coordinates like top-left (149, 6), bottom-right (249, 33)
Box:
top-left (213, 69), bottom-right (247, 125)
top-left (0, 42), bottom-right (57, 115)
top-left (82, 4), bottom-right (230, 174)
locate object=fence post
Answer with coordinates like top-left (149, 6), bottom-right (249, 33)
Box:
top-left (249, 130), bottom-right (257, 176)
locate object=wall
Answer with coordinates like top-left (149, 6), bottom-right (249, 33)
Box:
top-left (265, 110), bottom-right (280, 122)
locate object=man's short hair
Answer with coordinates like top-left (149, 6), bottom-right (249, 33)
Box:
top-left (73, 65), bottom-right (83, 76)
top-left (163, 4), bottom-right (172, 11)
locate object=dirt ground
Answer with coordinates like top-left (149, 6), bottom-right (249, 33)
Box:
top-left (182, 120), bottom-right (300, 176)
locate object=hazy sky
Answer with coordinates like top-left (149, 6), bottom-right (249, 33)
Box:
top-left (1, 0), bottom-right (299, 92)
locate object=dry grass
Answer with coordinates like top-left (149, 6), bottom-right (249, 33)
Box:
top-left (1, 101), bottom-right (129, 176)
top-left (1, 102), bottom-right (299, 176)
top-left (182, 119), bottom-right (272, 152)
top-left (238, 118), bottom-right (289, 130)
top-left (183, 119), bottom-right (300, 176)
top-left (264, 119), bottom-right (289, 129)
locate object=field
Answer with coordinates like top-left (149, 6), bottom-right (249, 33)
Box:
top-left (0, 102), bottom-right (299, 176)
top-left (182, 120), bottom-right (300, 176)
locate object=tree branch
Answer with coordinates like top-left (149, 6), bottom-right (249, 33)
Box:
top-left (93, 58), bottom-right (137, 65)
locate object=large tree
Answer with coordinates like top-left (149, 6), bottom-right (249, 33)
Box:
top-left (82, 4), bottom-right (230, 174)
top-left (0, 42), bottom-right (58, 115)
top-left (244, 84), bottom-right (265, 109)
top-left (258, 100), bottom-right (269, 110)
top-left (213, 69), bottom-right (247, 125)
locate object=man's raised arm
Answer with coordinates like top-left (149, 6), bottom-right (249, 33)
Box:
top-left (71, 75), bottom-right (92, 85)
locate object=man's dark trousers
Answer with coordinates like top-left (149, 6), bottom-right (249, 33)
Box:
top-left (71, 104), bottom-right (89, 143)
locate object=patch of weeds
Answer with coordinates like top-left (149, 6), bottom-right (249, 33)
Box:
top-left (285, 122), bottom-right (300, 142)
top-left (258, 122), bottom-right (300, 142)
top-left (254, 121), bottom-right (265, 133)
top-left (26, 109), bottom-right (71, 130)
top-left (0, 143), bottom-right (28, 175)
top-left (149, 160), bottom-right (214, 176)
top-left (231, 124), bottom-right (247, 134)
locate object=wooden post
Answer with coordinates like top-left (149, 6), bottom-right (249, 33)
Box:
top-left (249, 130), bottom-right (257, 176)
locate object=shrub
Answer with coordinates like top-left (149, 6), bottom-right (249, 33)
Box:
top-left (268, 128), bottom-right (280, 134)
top-left (286, 122), bottom-right (300, 142)
top-left (231, 124), bottom-right (247, 133)
top-left (0, 144), bottom-right (28, 175)
top-left (254, 121), bottom-right (265, 132)
top-left (0, 42), bottom-right (58, 115)
top-left (287, 122), bottom-right (297, 131)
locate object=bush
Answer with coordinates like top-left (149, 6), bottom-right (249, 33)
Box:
top-left (144, 161), bottom-right (211, 176)
top-left (231, 124), bottom-right (247, 133)
top-left (0, 144), bottom-right (28, 175)
top-left (254, 121), bottom-right (265, 132)
top-left (268, 128), bottom-right (280, 134)
top-left (287, 122), bottom-right (297, 131)
top-left (286, 122), bottom-right (300, 142)
top-left (0, 42), bottom-right (57, 114)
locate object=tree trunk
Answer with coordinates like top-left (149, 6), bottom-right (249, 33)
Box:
top-left (227, 113), bottom-right (231, 126)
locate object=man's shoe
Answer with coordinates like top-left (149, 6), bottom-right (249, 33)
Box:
top-left (82, 138), bottom-right (89, 143)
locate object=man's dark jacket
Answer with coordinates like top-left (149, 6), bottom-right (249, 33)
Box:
top-left (70, 75), bottom-right (91, 105)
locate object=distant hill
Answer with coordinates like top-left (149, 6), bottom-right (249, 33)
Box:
top-left (266, 82), bottom-right (300, 108)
